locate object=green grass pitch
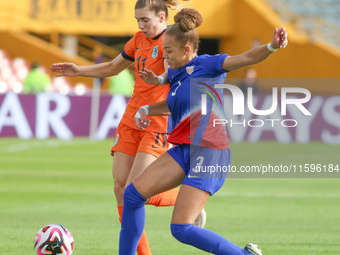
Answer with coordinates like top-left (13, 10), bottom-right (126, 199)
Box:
top-left (0, 138), bottom-right (339, 254)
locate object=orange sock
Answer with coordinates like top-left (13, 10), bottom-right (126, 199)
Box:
top-left (148, 188), bottom-right (180, 207)
top-left (117, 205), bottom-right (152, 255)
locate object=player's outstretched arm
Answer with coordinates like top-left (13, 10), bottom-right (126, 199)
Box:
top-left (50, 54), bottom-right (132, 78)
top-left (134, 100), bottom-right (170, 129)
top-left (139, 69), bottom-right (169, 85)
top-left (222, 27), bottom-right (288, 72)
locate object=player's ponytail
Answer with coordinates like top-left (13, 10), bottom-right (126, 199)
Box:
top-left (135, 0), bottom-right (190, 18)
top-left (166, 8), bottom-right (203, 53)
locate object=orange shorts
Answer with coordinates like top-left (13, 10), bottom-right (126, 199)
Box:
top-left (111, 122), bottom-right (172, 158)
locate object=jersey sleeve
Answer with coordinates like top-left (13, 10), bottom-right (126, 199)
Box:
top-left (199, 54), bottom-right (229, 75)
top-left (121, 35), bottom-right (136, 62)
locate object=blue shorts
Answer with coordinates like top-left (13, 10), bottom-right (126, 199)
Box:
top-left (167, 144), bottom-right (231, 196)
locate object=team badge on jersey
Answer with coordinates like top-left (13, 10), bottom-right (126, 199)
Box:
top-left (186, 65), bottom-right (195, 75)
top-left (152, 46), bottom-right (158, 59)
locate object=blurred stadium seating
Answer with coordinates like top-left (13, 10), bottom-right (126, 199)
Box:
top-left (0, 48), bottom-right (92, 95)
top-left (0, 0), bottom-right (339, 94)
top-left (0, 48), bottom-right (73, 94)
top-left (0, 49), bottom-right (28, 94)
top-left (264, 0), bottom-right (340, 48)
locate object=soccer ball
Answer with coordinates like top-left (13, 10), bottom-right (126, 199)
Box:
top-left (34, 224), bottom-right (74, 255)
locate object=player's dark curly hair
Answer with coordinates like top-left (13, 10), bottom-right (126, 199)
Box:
top-left (135, 0), bottom-right (190, 18)
top-left (166, 8), bottom-right (203, 53)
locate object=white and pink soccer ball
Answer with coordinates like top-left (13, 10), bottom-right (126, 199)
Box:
top-left (34, 224), bottom-right (74, 255)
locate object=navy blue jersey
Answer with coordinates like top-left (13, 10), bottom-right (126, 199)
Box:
top-left (166, 54), bottom-right (230, 149)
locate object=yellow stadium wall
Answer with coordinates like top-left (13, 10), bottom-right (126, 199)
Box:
top-left (0, 0), bottom-right (138, 36)
top-left (168, 0), bottom-right (234, 37)
top-left (0, 0), bottom-right (235, 37)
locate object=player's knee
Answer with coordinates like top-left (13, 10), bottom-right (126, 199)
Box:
top-left (113, 180), bottom-right (125, 199)
top-left (170, 224), bottom-right (193, 244)
top-left (123, 183), bottom-right (147, 207)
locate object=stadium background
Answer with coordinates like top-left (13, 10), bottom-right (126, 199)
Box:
top-left (0, 0), bottom-right (339, 254)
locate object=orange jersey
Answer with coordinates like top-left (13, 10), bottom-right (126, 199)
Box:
top-left (120, 29), bottom-right (170, 133)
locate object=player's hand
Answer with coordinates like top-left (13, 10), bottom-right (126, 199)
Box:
top-left (139, 68), bottom-right (160, 84)
top-left (270, 27), bottom-right (288, 50)
top-left (134, 109), bottom-right (151, 129)
top-left (50, 62), bottom-right (80, 77)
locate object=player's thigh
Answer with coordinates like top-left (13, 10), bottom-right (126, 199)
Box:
top-left (112, 151), bottom-right (135, 185)
top-left (133, 152), bottom-right (186, 199)
top-left (125, 152), bottom-right (157, 186)
top-left (126, 130), bottom-right (171, 185)
top-left (171, 184), bottom-right (210, 225)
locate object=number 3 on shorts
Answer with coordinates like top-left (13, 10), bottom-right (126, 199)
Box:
top-left (192, 156), bottom-right (204, 173)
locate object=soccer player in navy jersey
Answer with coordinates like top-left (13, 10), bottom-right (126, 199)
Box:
top-left (120, 8), bottom-right (288, 255)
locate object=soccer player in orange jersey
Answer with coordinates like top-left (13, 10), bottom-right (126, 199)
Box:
top-left (50, 1), bottom-right (202, 255)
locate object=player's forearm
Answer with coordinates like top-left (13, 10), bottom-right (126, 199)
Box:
top-left (223, 44), bottom-right (275, 72)
top-left (78, 62), bottom-right (117, 78)
top-left (243, 45), bottom-right (274, 66)
top-left (149, 100), bottom-right (171, 116)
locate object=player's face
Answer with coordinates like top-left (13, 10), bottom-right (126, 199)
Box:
top-left (135, 7), bottom-right (165, 38)
top-left (163, 34), bottom-right (190, 70)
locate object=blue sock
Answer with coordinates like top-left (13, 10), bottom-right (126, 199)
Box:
top-left (171, 224), bottom-right (249, 255)
top-left (119, 183), bottom-right (147, 255)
